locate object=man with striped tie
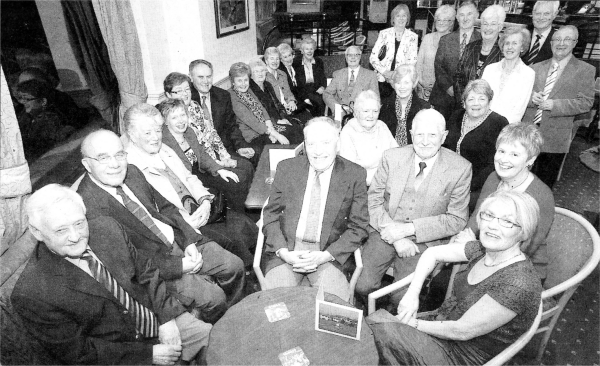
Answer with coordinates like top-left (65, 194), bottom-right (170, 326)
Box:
top-left (521, 1), bottom-right (559, 66)
top-left (12, 185), bottom-right (211, 365)
top-left (523, 25), bottom-right (595, 188)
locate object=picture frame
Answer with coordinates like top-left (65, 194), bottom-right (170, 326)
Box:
top-left (315, 300), bottom-right (362, 340)
top-left (214, 0), bottom-right (250, 38)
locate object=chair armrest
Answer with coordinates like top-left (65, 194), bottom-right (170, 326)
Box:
top-left (253, 199), bottom-right (270, 290)
top-left (367, 273), bottom-right (414, 315)
top-left (348, 248), bottom-right (363, 305)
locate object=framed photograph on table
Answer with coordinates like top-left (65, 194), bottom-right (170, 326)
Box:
top-left (214, 0), bottom-right (249, 38)
top-left (315, 300), bottom-right (362, 340)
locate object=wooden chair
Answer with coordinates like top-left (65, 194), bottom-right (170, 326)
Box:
top-left (253, 199), bottom-right (364, 305)
top-left (367, 207), bottom-right (600, 365)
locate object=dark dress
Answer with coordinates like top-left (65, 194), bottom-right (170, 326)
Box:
top-left (453, 40), bottom-right (502, 106)
top-left (366, 240), bottom-right (542, 365)
top-left (378, 91), bottom-right (430, 146)
top-left (444, 109), bottom-right (508, 192)
top-left (18, 106), bottom-right (65, 162)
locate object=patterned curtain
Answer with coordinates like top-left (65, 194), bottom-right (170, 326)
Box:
top-left (0, 67), bottom-right (32, 254)
top-left (91, 0), bottom-right (147, 134)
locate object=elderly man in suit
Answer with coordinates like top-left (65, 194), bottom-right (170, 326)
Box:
top-left (323, 46), bottom-right (379, 113)
top-left (188, 59), bottom-right (257, 163)
top-left (524, 25), bottom-right (595, 189)
top-left (12, 185), bottom-right (211, 365)
top-left (522, 1), bottom-right (559, 66)
top-left (355, 109), bottom-right (472, 309)
top-left (262, 117), bottom-right (369, 301)
top-left (77, 129), bottom-right (245, 324)
top-left (429, 1), bottom-right (481, 120)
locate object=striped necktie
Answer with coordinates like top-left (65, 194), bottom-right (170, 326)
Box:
top-left (460, 33), bottom-right (467, 57)
top-left (347, 70), bottom-right (356, 99)
top-left (533, 63), bottom-right (559, 127)
top-left (116, 186), bottom-right (172, 247)
top-left (414, 162), bottom-right (427, 190)
top-left (81, 250), bottom-right (158, 337)
top-left (526, 34), bottom-right (542, 65)
top-left (302, 171), bottom-right (323, 244)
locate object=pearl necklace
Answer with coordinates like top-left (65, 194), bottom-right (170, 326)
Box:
top-left (483, 252), bottom-right (523, 267)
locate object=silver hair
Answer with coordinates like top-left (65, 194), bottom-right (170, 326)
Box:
top-left (248, 58), bottom-right (268, 72)
top-left (264, 47), bottom-right (280, 60)
top-left (496, 123), bottom-right (544, 160)
top-left (533, 0), bottom-right (560, 14)
top-left (391, 64), bottom-right (418, 86)
top-left (277, 43), bottom-right (293, 54)
top-left (435, 4), bottom-right (456, 21)
top-left (80, 129), bottom-right (120, 158)
top-left (27, 184), bottom-right (86, 230)
top-left (481, 4), bottom-right (506, 24)
top-left (462, 79), bottom-right (494, 104)
top-left (304, 116), bottom-right (341, 137)
top-left (411, 108), bottom-right (446, 132)
top-left (354, 90), bottom-right (380, 111)
top-left (345, 45), bottom-right (362, 56)
top-left (499, 26), bottom-right (531, 55)
top-left (124, 103), bottom-right (163, 136)
top-left (300, 37), bottom-right (317, 49)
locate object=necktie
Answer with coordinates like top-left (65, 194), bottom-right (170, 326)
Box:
top-left (414, 162), bottom-right (427, 190)
top-left (347, 70), bottom-right (356, 100)
top-left (526, 34), bottom-right (542, 65)
top-left (116, 186), bottom-right (172, 247)
top-left (533, 63), bottom-right (559, 127)
top-left (303, 171), bottom-right (323, 244)
top-left (460, 33), bottom-right (467, 57)
top-left (81, 250), bottom-right (158, 337)
top-left (201, 96), bottom-right (213, 124)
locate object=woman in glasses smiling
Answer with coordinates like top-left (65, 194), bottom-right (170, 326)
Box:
top-left (367, 190), bottom-right (542, 365)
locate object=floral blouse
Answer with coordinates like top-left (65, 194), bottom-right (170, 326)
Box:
top-left (187, 100), bottom-right (231, 163)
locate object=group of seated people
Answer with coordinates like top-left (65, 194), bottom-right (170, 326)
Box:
top-left (11, 0), bottom-right (596, 364)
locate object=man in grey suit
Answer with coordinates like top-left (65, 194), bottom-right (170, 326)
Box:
top-left (323, 46), bottom-right (379, 113)
top-left (523, 25), bottom-right (595, 188)
top-left (429, 2), bottom-right (481, 120)
top-left (355, 109), bottom-right (472, 309)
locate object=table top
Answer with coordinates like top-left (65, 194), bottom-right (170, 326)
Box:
top-left (206, 287), bottom-right (379, 365)
top-left (245, 145), bottom-right (298, 210)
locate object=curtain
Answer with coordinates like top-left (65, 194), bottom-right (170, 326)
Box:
top-left (0, 67), bottom-right (32, 254)
top-left (91, 0), bottom-right (147, 134)
top-left (61, 0), bottom-right (120, 130)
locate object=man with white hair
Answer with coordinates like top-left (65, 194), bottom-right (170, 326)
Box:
top-left (12, 184), bottom-right (211, 365)
top-left (261, 117), bottom-right (369, 301)
top-left (323, 46), bottom-right (379, 113)
top-left (356, 109), bottom-right (472, 310)
top-left (522, 1), bottom-right (559, 65)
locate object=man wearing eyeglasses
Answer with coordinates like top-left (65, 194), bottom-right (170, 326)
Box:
top-left (523, 25), bottom-right (595, 188)
top-left (522, 1), bottom-right (559, 66)
top-left (77, 129), bottom-right (245, 324)
top-left (323, 46), bottom-right (379, 114)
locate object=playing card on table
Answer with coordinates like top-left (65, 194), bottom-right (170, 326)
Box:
top-left (278, 346), bottom-right (310, 366)
top-left (265, 302), bottom-right (291, 322)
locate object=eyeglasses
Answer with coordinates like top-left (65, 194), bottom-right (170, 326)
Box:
top-left (481, 22), bottom-right (500, 27)
top-left (171, 88), bottom-right (191, 95)
top-left (17, 96), bottom-right (40, 103)
top-left (551, 37), bottom-right (577, 44)
top-left (85, 152), bottom-right (128, 164)
top-left (479, 211), bottom-right (521, 229)
top-left (346, 53), bottom-right (361, 58)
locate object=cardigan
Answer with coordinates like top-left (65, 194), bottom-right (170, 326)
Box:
top-left (229, 88), bottom-right (272, 143)
top-left (161, 125), bottom-right (222, 175)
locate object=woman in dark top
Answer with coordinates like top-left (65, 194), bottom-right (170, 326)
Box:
top-left (378, 64), bottom-right (430, 147)
top-left (367, 190), bottom-right (542, 365)
top-left (445, 79), bottom-right (508, 195)
top-left (454, 5), bottom-right (504, 105)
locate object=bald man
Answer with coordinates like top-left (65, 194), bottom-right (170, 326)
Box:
top-left (356, 109), bottom-right (472, 309)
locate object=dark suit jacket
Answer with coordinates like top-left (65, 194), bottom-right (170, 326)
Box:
top-left (77, 165), bottom-right (209, 281)
top-left (430, 30), bottom-right (481, 110)
top-left (454, 39), bottom-right (502, 105)
top-left (191, 86), bottom-right (251, 151)
top-left (161, 125), bottom-right (222, 174)
top-left (292, 56), bottom-right (327, 99)
top-left (262, 155), bottom-right (369, 274)
top-left (378, 91), bottom-right (431, 145)
top-left (522, 27), bottom-right (555, 66)
top-left (11, 217), bottom-right (186, 365)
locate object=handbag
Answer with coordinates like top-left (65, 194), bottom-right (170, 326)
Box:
top-left (182, 190), bottom-right (227, 225)
top-left (377, 44), bottom-right (387, 61)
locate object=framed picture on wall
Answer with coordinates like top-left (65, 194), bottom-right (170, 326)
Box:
top-left (214, 0), bottom-right (250, 38)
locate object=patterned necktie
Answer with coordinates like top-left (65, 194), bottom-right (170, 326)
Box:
top-left (347, 70), bottom-right (356, 100)
top-left (460, 33), bottom-right (467, 57)
top-left (81, 250), bottom-right (158, 337)
top-left (526, 34), bottom-right (542, 65)
top-left (533, 63), bottom-right (559, 127)
top-left (201, 96), bottom-right (213, 123)
top-left (303, 171), bottom-right (323, 244)
top-left (115, 186), bottom-right (172, 247)
top-left (414, 162), bottom-right (427, 190)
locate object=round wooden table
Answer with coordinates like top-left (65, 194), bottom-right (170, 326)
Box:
top-left (206, 287), bottom-right (379, 365)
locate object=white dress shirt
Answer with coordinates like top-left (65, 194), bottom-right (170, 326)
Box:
top-left (530, 27), bottom-right (552, 51)
top-left (413, 151), bottom-right (440, 181)
top-left (347, 66), bottom-right (360, 84)
top-left (295, 161), bottom-right (335, 243)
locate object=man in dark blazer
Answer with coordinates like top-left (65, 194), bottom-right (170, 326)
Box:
top-left (262, 117), bottom-right (369, 302)
top-left (356, 109), bottom-right (472, 309)
top-left (77, 129), bottom-right (245, 323)
top-left (430, 2), bottom-right (481, 120)
top-left (12, 184), bottom-right (211, 365)
top-left (523, 25), bottom-right (595, 188)
top-left (189, 59), bottom-right (257, 163)
top-left (521, 1), bottom-right (558, 66)
top-left (293, 38), bottom-right (327, 116)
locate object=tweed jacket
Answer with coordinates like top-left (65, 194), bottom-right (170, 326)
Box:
top-left (368, 146), bottom-right (472, 246)
top-left (454, 39), bottom-right (502, 105)
top-left (370, 27), bottom-right (419, 82)
top-left (266, 68), bottom-right (296, 104)
top-left (262, 155), bottom-right (369, 274)
top-left (323, 66), bottom-right (379, 110)
top-left (522, 56), bottom-right (595, 153)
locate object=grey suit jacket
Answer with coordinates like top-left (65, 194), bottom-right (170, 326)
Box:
top-left (323, 66), bottom-right (379, 110)
top-left (523, 56), bottom-right (595, 153)
top-left (266, 69), bottom-right (296, 104)
top-left (368, 146), bottom-right (472, 245)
